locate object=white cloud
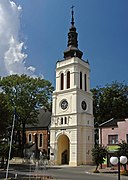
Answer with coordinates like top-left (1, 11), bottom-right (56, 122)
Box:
top-left (0, 0), bottom-right (36, 76)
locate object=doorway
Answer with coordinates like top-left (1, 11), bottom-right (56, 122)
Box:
top-left (57, 134), bottom-right (70, 165)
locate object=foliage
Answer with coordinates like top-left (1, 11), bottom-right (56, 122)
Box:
top-left (0, 143), bottom-right (16, 160)
top-left (92, 145), bottom-right (108, 171)
top-left (0, 140), bottom-right (17, 168)
top-left (91, 81), bottom-right (128, 124)
top-left (117, 140), bottom-right (128, 171)
top-left (0, 93), bottom-right (11, 136)
top-left (118, 140), bottom-right (128, 157)
top-left (121, 170), bottom-right (128, 176)
top-left (0, 74), bottom-right (54, 156)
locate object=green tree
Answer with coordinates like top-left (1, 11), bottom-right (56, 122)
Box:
top-left (0, 74), bottom-right (54, 156)
top-left (92, 145), bottom-right (108, 172)
top-left (91, 81), bottom-right (128, 125)
top-left (0, 140), bottom-right (17, 168)
top-left (118, 140), bottom-right (128, 171)
top-left (0, 93), bottom-right (12, 167)
top-left (0, 93), bottom-right (11, 136)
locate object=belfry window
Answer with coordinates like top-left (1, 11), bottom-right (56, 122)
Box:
top-left (60, 73), bottom-right (64, 90)
top-left (67, 71), bottom-right (70, 89)
top-left (84, 74), bottom-right (87, 91)
top-left (80, 72), bottom-right (82, 89)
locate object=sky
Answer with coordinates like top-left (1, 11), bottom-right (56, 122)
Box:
top-left (0, 0), bottom-right (128, 88)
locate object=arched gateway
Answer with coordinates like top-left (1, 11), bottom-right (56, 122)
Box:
top-left (57, 134), bottom-right (70, 165)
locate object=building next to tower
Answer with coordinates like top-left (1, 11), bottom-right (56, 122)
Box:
top-left (50, 8), bottom-right (94, 166)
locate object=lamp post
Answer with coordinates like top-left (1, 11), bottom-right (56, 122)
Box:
top-left (110, 155), bottom-right (127, 180)
top-left (6, 87), bottom-right (17, 180)
top-left (5, 107), bottom-right (16, 180)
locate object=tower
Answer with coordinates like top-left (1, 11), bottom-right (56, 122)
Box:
top-left (50, 7), bottom-right (94, 166)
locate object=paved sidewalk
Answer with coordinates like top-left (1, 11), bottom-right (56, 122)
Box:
top-left (46, 164), bottom-right (118, 174)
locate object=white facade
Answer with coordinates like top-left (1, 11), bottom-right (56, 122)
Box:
top-left (50, 57), bottom-right (94, 166)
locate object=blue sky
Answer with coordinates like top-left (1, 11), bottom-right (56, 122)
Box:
top-left (13, 0), bottom-right (128, 88)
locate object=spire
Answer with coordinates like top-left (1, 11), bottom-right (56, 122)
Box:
top-left (71, 5), bottom-right (75, 26)
top-left (63, 6), bottom-right (83, 59)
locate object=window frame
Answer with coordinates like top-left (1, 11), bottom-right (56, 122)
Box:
top-left (108, 134), bottom-right (118, 145)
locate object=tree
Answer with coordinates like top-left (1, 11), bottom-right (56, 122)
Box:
top-left (0, 74), bottom-right (54, 156)
top-left (118, 140), bottom-right (128, 171)
top-left (0, 93), bottom-right (13, 167)
top-left (0, 140), bottom-right (17, 168)
top-left (92, 145), bottom-right (108, 172)
top-left (91, 81), bottom-right (128, 125)
top-left (0, 93), bottom-right (11, 136)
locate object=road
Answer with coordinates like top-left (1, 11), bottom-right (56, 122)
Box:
top-left (0, 164), bottom-right (128, 180)
top-left (44, 166), bottom-right (128, 180)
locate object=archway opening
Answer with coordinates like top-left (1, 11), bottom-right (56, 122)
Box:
top-left (57, 134), bottom-right (70, 165)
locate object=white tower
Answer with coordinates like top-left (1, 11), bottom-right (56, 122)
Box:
top-left (50, 8), bottom-right (94, 166)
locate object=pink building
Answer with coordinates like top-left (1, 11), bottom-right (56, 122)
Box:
top-left (99, 118), bottom-right (128, 166)
top-left (99, 118), bottom-right (128, 145)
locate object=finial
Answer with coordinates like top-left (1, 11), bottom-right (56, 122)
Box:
top-left (71, 5), bottom-right (75, 26)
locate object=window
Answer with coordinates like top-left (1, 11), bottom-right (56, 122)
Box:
top-left (60, 73), bottom-right (64, 90)
top-left (67, 71), bottom-right (70, 89)
top-left (60, 117), bottom-right (68, 124)
top-left (80, 72), bottom-right (82, 89)
top-left (64, 117), bottom-right (67, 124)
top-left (28, 133), bottom-right (32, 142)
top-left (84, 74), bottom-right (87, 91)
top-left (61, 117), bottom-right (63, 124)
top-left (108, 135), bottom-right (118, 144)
top-left (39, 133), bottom-right (43, 147)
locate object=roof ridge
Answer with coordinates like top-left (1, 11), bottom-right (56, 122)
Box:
top-left (99, 118), bottom-right (114, 127)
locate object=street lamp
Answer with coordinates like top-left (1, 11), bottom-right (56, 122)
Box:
top-left (6, 87), bottom-right (17, 180)
top-left (6, 107), bottom-right (16, 180)
top-left (110, 155), bottom-right (127, 180)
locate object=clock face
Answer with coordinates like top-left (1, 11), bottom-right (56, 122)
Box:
top-left (61, 99), bottom-right (68, 110)
top-left (81, 101), bottom-right (87, 111)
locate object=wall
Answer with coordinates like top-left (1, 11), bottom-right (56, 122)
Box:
top-left (26, 129), bottom-right (49, 152)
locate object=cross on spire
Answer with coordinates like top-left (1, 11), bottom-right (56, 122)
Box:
top-left (71, 5), bottom-right (75, 26)
top-left (71, 5), bottom-right (74, 11)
